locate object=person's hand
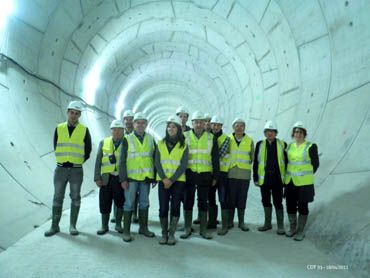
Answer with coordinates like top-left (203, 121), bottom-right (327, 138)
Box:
top-left (254, 181), bottom-right (259, 187)
top-left (95, 180), bottom-right (103, 187)
top-left (121, 181), bottom-right (128, 190)
top-left (212, 179), bottom-right (217, 186)
top-left (163, 178), bottom-right (172, 189)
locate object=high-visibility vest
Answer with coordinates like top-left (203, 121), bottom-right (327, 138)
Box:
top-left (156, 140), bottom-right (186, 182)
top-left (284, 141), bottom-right (314, 186)
top-left (229, 134), bottom-right (253, 170)
top-left (185, 131), bottom-right (213, 173)
top-left (257, 139), bottom-right (286, 185)
top-left (55, 122), bottom-right (86, 164)
top-left (101, 137), bottom-right (122, 174)
top-left (217, 134), bottom-right (230, 173)
top-left (126, 132), bottom-right (155, 180)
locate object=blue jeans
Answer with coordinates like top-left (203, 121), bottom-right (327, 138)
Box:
top-left (124, 181), bottom-right (150, 211)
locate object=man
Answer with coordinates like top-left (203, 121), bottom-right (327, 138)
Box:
top-left (120, 112), bottom-right (156, 242)
top-left (181, 111), bottom-right (219, 240)
top-left (228, 118), bottom-right (253, 231)
top-left (204, 113), bottom-right (212, 132)
top-left (209, 116), bottom-right (230, 236)
top-left (45, 101), bottom-right (92, 237)
top-left (176, 106), bottom-right (191, 132)
top-left (111, 109), bottom-right (136, 224)
top-left (253, 121), bottom-right (287, 235)
top-left (94, 120), bottom-right (125, 235)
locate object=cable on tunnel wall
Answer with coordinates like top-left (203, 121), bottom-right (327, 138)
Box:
top-left (0, 53), bottom-right (115, 119)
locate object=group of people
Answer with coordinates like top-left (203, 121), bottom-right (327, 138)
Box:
top-left (44, 101), bottom-right (319, 245)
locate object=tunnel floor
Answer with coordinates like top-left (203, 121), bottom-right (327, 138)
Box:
top-left (0, 189), bottom-right (352, 278)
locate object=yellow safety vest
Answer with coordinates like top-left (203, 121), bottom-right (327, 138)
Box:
top-left (257, 139), bottom-right (286, 185)
top-left (156, 140), bottom-right (186, 182)
top-left (55, 122), bottom-right (86, 164)
top-left (126, 133), bottom-right (155, 180)
top-left (285, 141), bottom-right (314, 186)
top-left (185, 131), bottom-right (213, 173)
top-left (217, 134), bottom-right (230, 173)
top-left (101, 137), bottom-right (122, 174)
top-left (229, 134), bottom-right (252, 170)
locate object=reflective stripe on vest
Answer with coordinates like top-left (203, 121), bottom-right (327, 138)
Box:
top-left (185, 131), bottom-right (213, 173)
top-left (126, 133), bottom-right (155, 180)
top-left (156, 140), bottom-right (186, 182)
top-left (217, 134), bottom-right (230, 173)
top-left (101, 137), bottom-right (122, 174)
top-left (55, 122), bottom-right (86, 164)
top-left (229, 134), bottom-right (252, 170)
top-left (284, 141), bottom-right (314, 186)
top-left (257, 139), bottom-right (286, 185)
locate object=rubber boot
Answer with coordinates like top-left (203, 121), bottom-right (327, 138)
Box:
top-left (138, 208), bottom-right (155, 237)
top-left (110, 204), bottom-right (116, 223)
top-left (294, 214), bottom-right (308, 241)
top-left (207, 205), bottom-right (218, 229)
top-left (276, 209), bottom-right (285, 235)
top-left (258, 207), bottom-right (272, 232)
top-left (228, 208), bottom-right (235, 229)
top-left (44, 206), bottom-right (62, 237)
top-left (167, 217), bottom-right (179, 245)
top-left (122, 211), bottom-right (134, 242)
top-left (97, 213), bottom-right (110, 235)
top-left (115, 208), bottom-right (123, 233)
top-left (159, 217), bottom-right (168, 245)
top-left (199, 211), bottom-right (213, 239)
top-left (237, 208), bottom-right (249, 232)
top-left (180, 210), bottom-right (193, 239)
top-left (217, 209), bottom-right (229, 236)
top-left (285, 214), bottom-right (297, 237)
top-left (132, 196), bottom-right (139, 223)
top-left (193, 211), bottom-right (200, 225)
top-left (69, 205), bottom-right (80, 236)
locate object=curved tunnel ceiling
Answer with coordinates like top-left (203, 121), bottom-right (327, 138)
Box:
top-left (0, 0), bottom-right (370, 275)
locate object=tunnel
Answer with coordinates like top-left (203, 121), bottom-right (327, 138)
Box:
top-left (0, 0), bottom-right (369, 277)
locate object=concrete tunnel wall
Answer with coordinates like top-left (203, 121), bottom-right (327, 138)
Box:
top-left (0, 0), bottom-right (369, 275)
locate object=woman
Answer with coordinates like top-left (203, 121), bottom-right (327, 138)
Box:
top-left (285, 121), bottom-right (320, 241)
top-left (155, 115), bottom-right (188, 245)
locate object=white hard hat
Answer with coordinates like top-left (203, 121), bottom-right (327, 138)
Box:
top-left (176, 106), bottom-right (189, 115)
top-left (293, 121), bottom-right (306, 130)
top-left (166, 115), bottom-right (182, 126)
top-left (204, 113), bottom-right (211, 121)
top-left (264, 120), bottom-right (278, 131)
top-left (110, 119), bottom-right (124, 129)
top-left (191, 111), bottom-right (205, 121)
top-left (210, 115), bottom-right (223, 124)
top-left (123, 110), bottom-right (134, 118)
top-left (232, 118), bottom-right (245, 126)
top-left (134, 112), bottom-right (147, 122)
top-left (67, 101), bottom-right (83, 112)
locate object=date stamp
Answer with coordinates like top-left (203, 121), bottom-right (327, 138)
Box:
top-left (307, 264), bottom-right (349, 271)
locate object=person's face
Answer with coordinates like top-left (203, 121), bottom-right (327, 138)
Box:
top-left (233, 123), bottom-right (245, 136)
top-left (167, 123), bottom-right (178, 137)
top-left (67, 109), bottom-right (81, 125)
top-left (124, 116), bottom-right (134, 128)
top-left (192, 119), bottom-right (205, 133)
top-left (264, 130), bottom-right (277, 141)
top-left (211, 123), bottom-right (222, 134)
top-left (178, 113), bottom-right (188, 125)
top-left (111, 128), bottom-right (124, 140)
top-left (205, 120), bottom-right (211, 130)
top-left (293, 128), bottom-right (305, 142)
top-left (134, 120), bottom-right (147, 134)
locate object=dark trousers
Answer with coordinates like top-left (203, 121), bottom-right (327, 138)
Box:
top-left (208, 172), bottom-right (228, 209)
top-left (227, 178), bottom-right (250, 209)
top-left (285, 182), bottom-right (309, 215)
top-left (183, 171), bottom-right (212, 211)
top-left (99, 175), bottom-right (125, 214)
top-left (260, 174), bottom-right (283, 209)
top-left (158, 181), bottom-right (185, 217)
